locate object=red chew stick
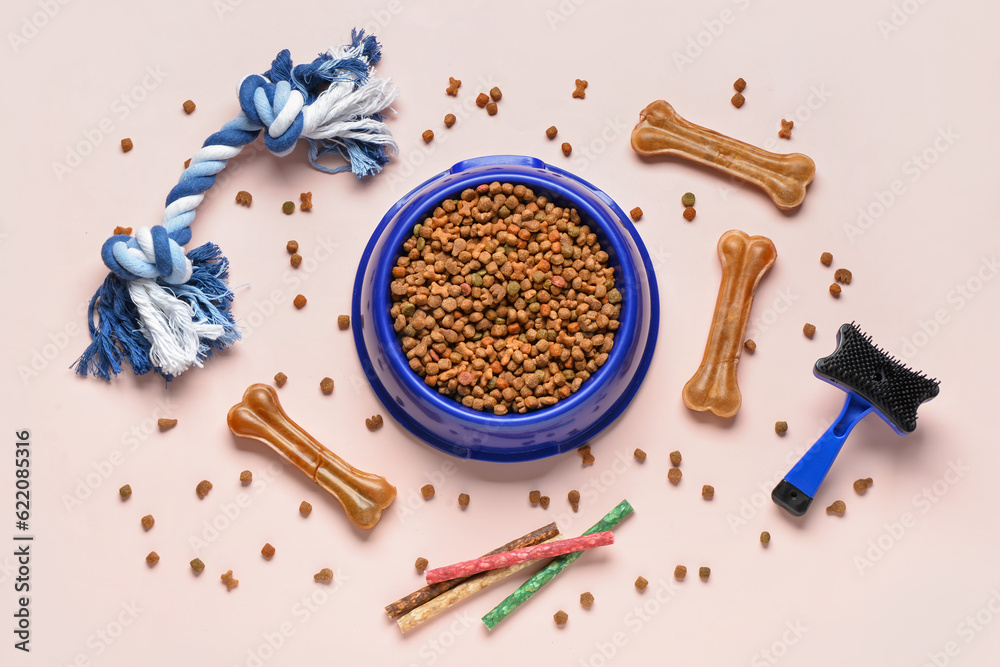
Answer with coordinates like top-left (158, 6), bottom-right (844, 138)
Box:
top-left (425, 531), bottom-right (615, 585)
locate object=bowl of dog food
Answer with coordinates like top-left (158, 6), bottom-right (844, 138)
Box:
top-left (352, 155), bottom-right (658, 461)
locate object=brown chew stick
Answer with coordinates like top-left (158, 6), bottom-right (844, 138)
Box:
top-left (384, 522), bottom-right (560, 619)
top-left (682, 230), bottom-right (776, 418)
top-left (630, 100), bottom-right (815, 210)
top-left (227, 384), bottom-right (396, 529)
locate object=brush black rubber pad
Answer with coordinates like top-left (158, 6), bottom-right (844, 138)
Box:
top-left (815, 323), bottom-right (940, 433)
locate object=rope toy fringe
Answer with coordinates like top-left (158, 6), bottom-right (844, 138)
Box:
top-left (74, 30), bottom-right (398, 381)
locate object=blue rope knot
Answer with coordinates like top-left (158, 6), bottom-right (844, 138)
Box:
top-left (239, 76), bottom-right (305, 156)
top-left (101, 225), bottom-right (193, 283)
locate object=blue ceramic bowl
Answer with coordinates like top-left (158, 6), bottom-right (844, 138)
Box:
top-left (352, 156), bottom-right (658, 461)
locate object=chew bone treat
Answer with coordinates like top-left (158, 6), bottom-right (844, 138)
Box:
top-left (227, 384), bottom-right (397, 529)
top-left (682, 230), bottom-right (777, 418)
top-left (630, 100), bottom-right (816, 210)
top-left (482, 499), bottom-right (633, 630)
top-left (385, 522), bottom-right (559, 620)
top-left (425, 531), bottom-right (615, 585)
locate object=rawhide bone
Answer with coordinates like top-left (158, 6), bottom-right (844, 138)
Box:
top-left (630, 100), bottom-right (815, 210)
top-left (228, 384), bottom-right (396, 529)
top-left (682, 230), bottom-right (776, 418)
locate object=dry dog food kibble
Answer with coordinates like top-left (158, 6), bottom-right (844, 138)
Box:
top-left (699, 567), bottom-right (711, 580)
top-left (674, 565), bottom-right (687, 579)
top-left (568, 490), bottom-right (580, 511)
top-left (560, 142), bottom-right (573, 156)
top-left (734, 78), bottom-right (746, 92)
top-left (681, 192), bottom-right (696, 207)
top-left (414, 557), bottom-right (429, 572)
top-left (702, 484), bottom-right (715, 499)
top-left (365, 414), bottom-right (384, 431)
top-left (114, 226), bottom-right (133, 236)
top-left (630, 207), bottom-right (643, 221)
top-left (775, 421), bottom-right (788, 435)
top-left (190, 558), bottom-right (205, 573)
top-left (274, 372), bottom-right (287, 387)
top-left (290, 253), bottom-right (302, 267)
top-left (236, 191), bottom-right (252, 206)
top-left (300, 192), bottom-right (312, 211)
top-left (578, 445), bottom-right (596, 466)
top-left (803, 323), bottom-right (816, 338)
top-left (184, 158), bottom-right (191, 168)
top-left (446, 77), bottom-right (461, 95)
top-left (683, 206), bottom-right (696, 221)
top-left (668, 467), bottom-right (682, 484)
top-left (539, 496), bottom-right (550, 509)
top-left (830, 283), bottom-right (842, 298)
top-left (490, 86), bottom-right (503, 101)
top-left (580, 592), bottom-right (594, 607)
top-left (314, 568), bottom-right (334, 583)
top-left (158, 418), bottom-right (178, 430)
top-left (546, 125), bottom-right (558, 139)
top-left (422, 130), bottom-right (434, 143)
top-left (121, 138), bottom-right (133, 152)
top-left (476, 93), bottom-right (489, 107)
top-left (183, 99), bottom-right (196, 114)
top-left (633, 448), bottom-right (647, 462)
top-left (854, 477), bottom-right (874, 494)
top-left (835, 268), bottom-right (852, 284)
top-left (669, 450), bottom-right (682, 466)
top-left (221, 570), bottom-right (239, 590)
top-left (146, 551), bottom-right (160, 566)
top-left (486, 102), bottom-right (498, 116)
top-left (240, 470), bottom-right (253, 485)
top-left (262, 543), bottom-right (276, 559)
top-left (744, 339), bottom-right (756, 353)
top-left (731, 93), bottom-right (745, 108)
top-left (554, 610), bottom-right (569, 626)
top-left (827, 500), bottom-right (846, 515)
top-left (320, 377), bottom-right (334, 394)
top-left (458, 492), bottom-right (470, 507)
top-left (572, 79), bottom-right (588, 99)
top-left (196, 480), bottom-right (213, 499)
top-left (820, 252), bottom-right (833, 266)
top-left (338, 314), bottom-right (351, 329)
top-left (634, 576), bottom-right (648, 591)
top-left (421, 484), bottom-right (435, 499)
top-left (444, 114), bottom-right (456, 127)
top-left (141, 514), bottom-right (155, 531)
top-left (299, 501), bottom-right (313, 516)
top-left (760, 531), bottom-right (771, 545)
top-left (286, 240), bottom-right (299, 254)
top-left (779, 119), bottom-right (794, 139)
top-left (529, 490), bottom-right (542, 504)
top-left (119, 484), bottom-right (132, 499)
top-left (282, 201), bottom-right (295, 215)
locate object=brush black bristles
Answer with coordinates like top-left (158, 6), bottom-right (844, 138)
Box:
top-left (815, 323), bottom-right (940, 433)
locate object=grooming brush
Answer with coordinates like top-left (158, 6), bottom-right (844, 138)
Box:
top-left (772, 323), bottom-right (940, 516)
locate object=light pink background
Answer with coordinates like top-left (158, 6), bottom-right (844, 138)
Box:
top-left (4, 0), bottom-right (999, 665)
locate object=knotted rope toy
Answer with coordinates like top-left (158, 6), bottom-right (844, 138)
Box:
top-left (74, 30), bottom-right (398, 381)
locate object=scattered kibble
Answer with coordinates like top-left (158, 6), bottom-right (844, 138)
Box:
top-left (545, 125), bottom-right (558, 139)
top-left (827, 500), bottom-right (846, 515)
top-left (421, 484), bottom-right (435, 499)
top-left (119, 484), bottom-right (132, 500)
top-left (422, 129), bottom-right (435, 143)
top-left (274, 372), bottom-right (288, 387)
top-left (489, 86), bottom-right (503, 101)
top-left (572, 79), bottom-right (588, 99)
top-left (262, 543), bottom-right (275, 559)
top-left (854, 477), bottom-right (874, 494)
top-left (221, 570), bottom-right (239, 590)
top-left (634, 576), bottom-right (648, 591)
top-left (820, 251), bottom-right (833, 266)
top-left (835, 268), bottom-right (853, 284)
top-left (674, 565), bottom-right (687, 579)
top-left (282, 201), bottom-right (295, 215)
top-left (702, 485), bottom-right (715, 500)
top-left (561, 142), bottom-right (572, 156)
top-left (458, 493), bottom-right (470, 507)
top-left (779, 119), bottom-right (793, 139)
top-left (760, 531), bottom-right (771, 545)
top-left (681, 192), bottom-right (696, 207)
top-left (668, 467), bottom-right (682, 484)
top-left (196, 480), bottom-right (213, 499)
top-left (734, 78), bottom-right (746, 92)
top-left (669, 450), bottom-right (682, 466)
top-left (365, 414), bottom-right (384, 431)
top-left (314, 568), bottom-right (334, 583)
top-left (158, 418), bottom-right (178, 430)
top-left (744, 339), bottom-right (756, 353)
top-left (286, 240), bottom-right (299, 254)
top-left (486, 102), bottom-right (498, 116)
top-left (290, 253), bottom-right (302, 267)
top-left (240, 470), bottom-right (253, 485)
top-left (775, 421), bottom-right (788, 435)
top-left (568, 490), bottom-right (580, 512)
top-left (415, 557), bottom-right (429, 572)
top-left (444, 113), bottom-right (456, 127)
top-left (554, 610), bottom-right (569, 626)
top-left (731, 92), bottom-right (745, 108)
top-left (803, 323), bottom-right (816, 338)
top-left (529, 490), bottom-right (541, 504)
top-left (114, 226), bottom-right (133, 236)
top-left (699, 567), bottom-right (711, 580)
top-left (320, 377), bottom-right (334, 394)
top-left (146, 551), bottom-right (160, 567)
top-left (634, 448), bottom-right (647, 462)
top-left (300, 192), bottom-right (312, 211)
top-left (446, 77), bottom-right (461, 96)
top-left (121, 138), bottom-right (133, 152)
top-left (338, 314), bottom-right (351, 330)
top-left (539, 496), bottom-right (550, 509)
top-left (476, 93), bottom-right (489, 107)
top-left (299, 501), bottom-right (312, 516)
top-left (235, 191), bottom-right (252, 206)
top-left (580, 592), bottom-right (594, 607)
top-left (578, 445), bottom-right (595, 466)
top-left (830, 283), bottom-right (842, 298)
top-left (141, 514), bottom-right (154, 531)
top-left (183, 99), bottom-right (196, 114)
top-left (184, 158), bottom-right (191, 169)
top-left (630, 207), bottom-right (643, 221)
top-left (683, 206), bottom-right (696, 221)
top-left (190, 558), bottom-right (205, 573)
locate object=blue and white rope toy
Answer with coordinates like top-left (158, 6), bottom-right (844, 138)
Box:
top-left (75, 30), bottom-right (398, 381)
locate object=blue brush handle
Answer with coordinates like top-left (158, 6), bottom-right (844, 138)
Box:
top-left (772, 392), bottom-right (873, 516)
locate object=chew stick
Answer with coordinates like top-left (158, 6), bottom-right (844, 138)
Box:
top-left (425, 532), bottom-right (615, 585)
top-left (384, 522), bottom-right (559, 619)
top-left (481, 499), bottom-right (634, 630)
top-left (396, 536), bottom-right (563, 634)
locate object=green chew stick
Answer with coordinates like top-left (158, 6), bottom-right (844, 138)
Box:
top-left (481, 499), bottom-right (633, 630)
